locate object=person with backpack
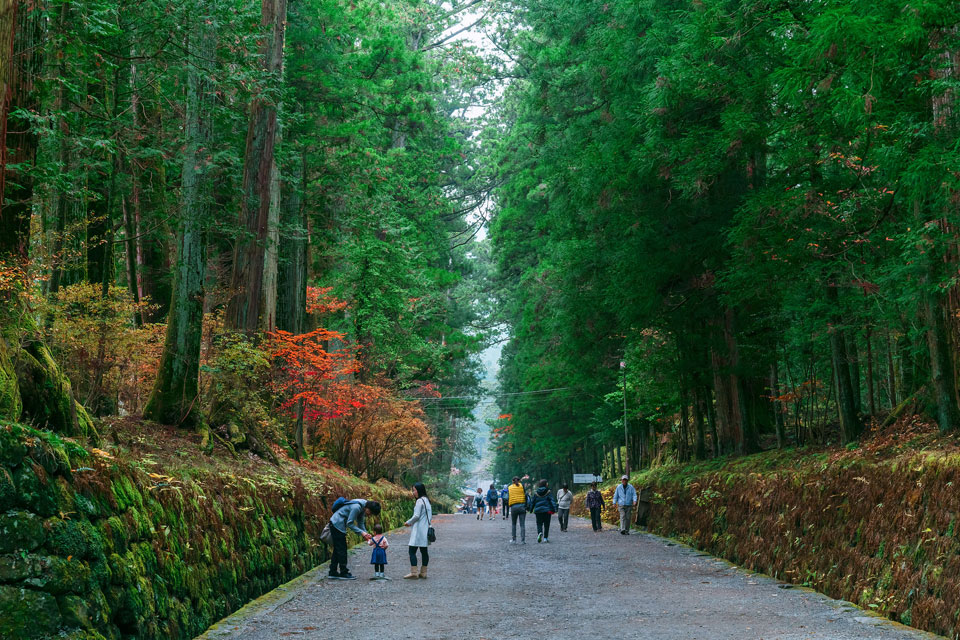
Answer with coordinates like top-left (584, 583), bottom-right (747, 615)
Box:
top-left (500, 485), bottom-right (509, 520)
top-left (475, 487), bottom-right (485, 520)
top-left (328, 498), bottom-right (381, 580)
top-left (403, 482), bottom-right (433, 579)
top-left (507, 476), bottom-right (527, 544)
top-left (486, 484), bottom-right (499, 519)
top-left (529, 479), bottom-right (557, 543)
top-left (556, 483), bottom-right (573, 532)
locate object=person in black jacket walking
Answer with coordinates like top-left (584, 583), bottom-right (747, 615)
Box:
top-left (529, 479), bottom-right (557, 543)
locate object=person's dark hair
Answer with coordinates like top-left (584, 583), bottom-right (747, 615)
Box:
top-left (366, 500), bottom-right (381, 515)
top-left (538, 479), bottom-right (548, 488)
top-left (512, 476), bottom-right (520, 484)
top-left (590, 482), bottom-right (597, 489)
top-left (562, 483), bottom-right (569, 490)
top-left (414, 482), bottom-right (428, 499)
top-left (374, 523), bottom-right (383, 534)
top-left (489, 483), bottom-right (495, 490)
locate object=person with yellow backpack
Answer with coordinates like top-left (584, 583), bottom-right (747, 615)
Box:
top-left (507, 476), bottom-right (528, 544)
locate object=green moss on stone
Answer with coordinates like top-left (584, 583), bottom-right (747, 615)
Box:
top-left (74, 492), bottom-right (99, 518)
top-left (111, 476), bottom-right (143, 511)
top-left (58, 631), bottom-right (109, 640)
top-left (0, 423), bottom-right (27, 467)
top-left (13, 463), bottom-right (58, 515)
top-left (0, 340), bottom-right (21, 423)
top-left (29, 439), bottom-right (71, 476)
top-left (98, 515), bottom-right (130, 555)
top-left (0, 467), bottom-right (16, 510)
top-left (46, 517), bottom-right (105, 560)
top-left (58, 589), bottom-right (109, 630)
top-left (0, 553), bottom-right (45, 582)
top-left (0, 510), bottom-right (44, 553)
top-left (127, 506), bottom-right (153, 540)
top-left (0, 583), bottom-right (62, 638)
top-left (22, 555), bottom-right (92, 594)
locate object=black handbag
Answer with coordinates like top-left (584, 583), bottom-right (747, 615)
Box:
top-left (419, 496), bottom-right (436, 543)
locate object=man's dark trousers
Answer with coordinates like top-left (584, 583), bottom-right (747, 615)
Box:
top-left (329, 527), bottom-right (349, 576)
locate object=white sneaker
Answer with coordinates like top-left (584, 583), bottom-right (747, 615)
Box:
top-left (544, 538), bottom-right (550, 543)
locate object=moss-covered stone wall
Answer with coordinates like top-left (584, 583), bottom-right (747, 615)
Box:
top-left (0, 422), bottom-right (413, 640)
top-left (572, 449), bottom-right (960, 639)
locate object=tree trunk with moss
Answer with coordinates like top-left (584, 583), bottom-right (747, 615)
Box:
top-left (0, 1), bottom-right (94, 437)
top-left (143, 2), bottom-right (214, 435)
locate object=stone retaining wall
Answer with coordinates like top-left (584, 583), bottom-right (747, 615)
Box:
top-left (0, 422), bottom-right (412, 639)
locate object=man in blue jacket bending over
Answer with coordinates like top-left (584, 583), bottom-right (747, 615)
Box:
top-left (328, 499), bottom-right (381, 580)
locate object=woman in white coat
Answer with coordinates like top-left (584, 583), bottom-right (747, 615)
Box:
top-left (403, 482), bottom-right (433, 579)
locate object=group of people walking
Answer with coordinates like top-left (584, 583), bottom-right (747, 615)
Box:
top-left (327, 482), bottom-right (433, 581)
top-left (475, 484), bottom-right (504, 519)
top-left (326, 475), bottom-right (645, 581)
top-left (501, 477), bottom-right (575, 543)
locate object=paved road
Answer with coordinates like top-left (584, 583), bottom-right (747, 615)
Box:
top-left (199, 513), bottom-right (939, 640)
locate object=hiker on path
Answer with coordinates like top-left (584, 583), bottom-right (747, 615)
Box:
top-left (556, 483), bottom-right (573, 532)
top-left (585, 482), bottom-right (605, 532)
top-left (476, 487), bottom-right (485, 520)
top-left (367, 524), bottom-right (389, 579)
top-left (500, 485), bottom-right (509, 520)
top-left (529, 479), bottom-right (557, 543)
top-left (486, 484), bottom-right (499, 519)
top-left (404, 482), bottom-right (433, 579)
top-left (507, 476), bottom-right (528, 544)
top-left (613, 475), bottom-right (638, 535)
top-left (328, 499), bottom-right (381, 580)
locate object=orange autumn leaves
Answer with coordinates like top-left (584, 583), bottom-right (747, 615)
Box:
top-left (268, 289), bottom-right (433, 478)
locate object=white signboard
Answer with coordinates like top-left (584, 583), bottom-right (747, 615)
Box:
top-left (573, 474), bottom-right (603, 484)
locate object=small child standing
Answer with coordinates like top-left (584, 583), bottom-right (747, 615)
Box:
top-left (367, 524), bottom-right (389, 579)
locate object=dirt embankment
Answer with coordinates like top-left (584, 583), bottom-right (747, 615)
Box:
top-left (572, 420), bottom-right (960, 639)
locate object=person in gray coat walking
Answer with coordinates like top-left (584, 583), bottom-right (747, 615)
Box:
top-left (556, 483), bottom-right (573, 532)
top-left (403, 482), bottom-right (432, 579)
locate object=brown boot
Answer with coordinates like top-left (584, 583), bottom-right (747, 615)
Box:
top-left (418, 565), bottom-right (428, 579)
top-left (403, 567), bottom-right (419, 579)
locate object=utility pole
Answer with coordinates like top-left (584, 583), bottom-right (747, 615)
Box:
top-left (621, 357), bottom-right (630, 477)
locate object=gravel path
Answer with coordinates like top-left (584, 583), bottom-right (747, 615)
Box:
top-left (198, 513), bottom-right (940, 640)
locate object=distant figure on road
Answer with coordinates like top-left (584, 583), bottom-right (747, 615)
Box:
top-left (500, 485), bottom-right (509, 520)
top-left (585, 482), bottom-right (605, 532)
top-left (404, 482), bottom-right (433, 579)
top-left (613, 475), bottom-right (638, 535)
top-left (556, 483), bottom-right (573, 532)
top-left (529, 479), bottom-right (557, 543)
top-left (507, 476), bottom-right (528, 544)
top-left (367, 524), bottom-right (389, 579)
top-left (475, 487), bottom-right (485, 520)
top-left (328, 499), bottom-right (381, 580)
top-left (486, 484), bottom-right (499, 519)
